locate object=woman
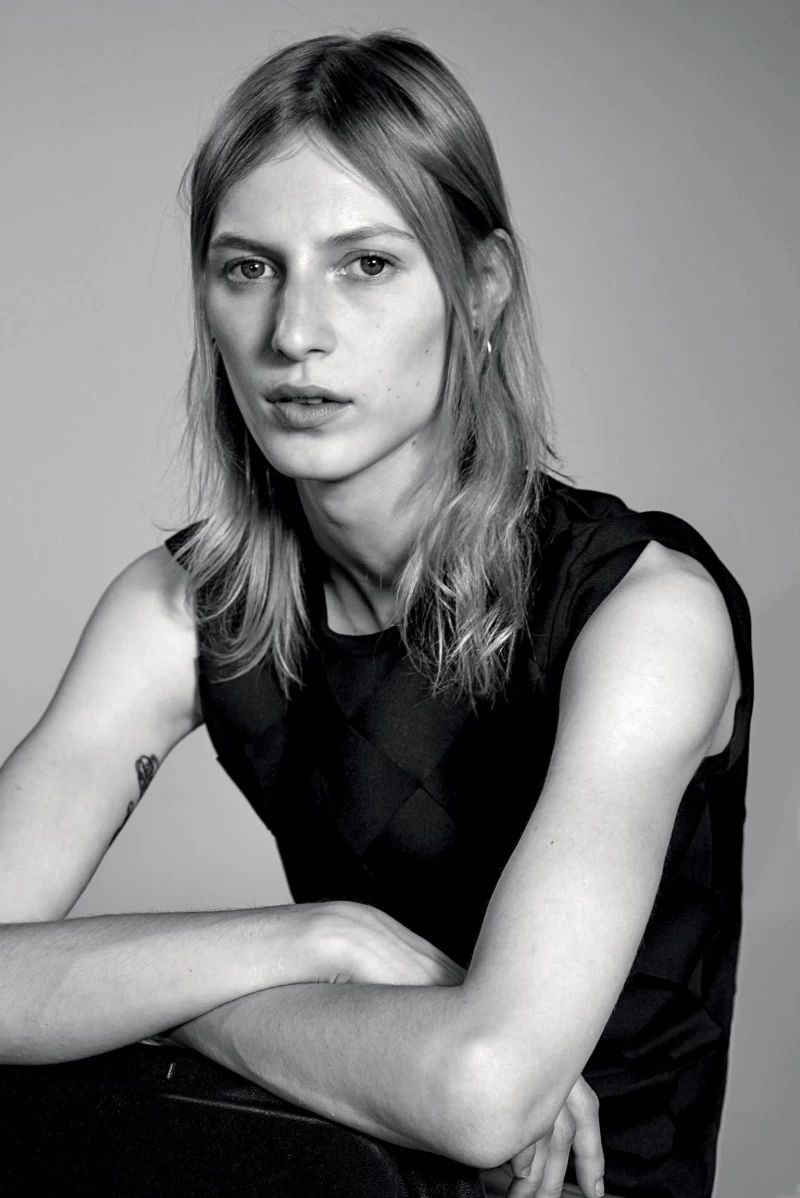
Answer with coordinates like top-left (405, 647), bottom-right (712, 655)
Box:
top-left (0, 31), bottom-right (752, 1198)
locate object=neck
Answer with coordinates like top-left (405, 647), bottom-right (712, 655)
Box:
top-left (295, 455), bottom-right (433, 635)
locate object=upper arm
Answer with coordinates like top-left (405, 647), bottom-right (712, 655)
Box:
top-left (0, 545), bottom-right (203, 922)
top-left (459, 544), bottom-right (738, 1149)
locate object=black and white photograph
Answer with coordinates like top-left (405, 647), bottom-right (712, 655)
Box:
top-left (1, 3), bottom-right (797, 1196)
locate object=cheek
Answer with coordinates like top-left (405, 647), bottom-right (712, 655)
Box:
top-left (204, 284), bottom-right (265, 360)
top-left (207, 310), bottom-right (253, 364)
top-left (373, 295), bottom-right (447, 390)
top-left (220, 368), bottom-right (261, 450)
top-left (209, 323), bottom-right (265, 415)
top-left (408, 314), bottom-right (448, 407)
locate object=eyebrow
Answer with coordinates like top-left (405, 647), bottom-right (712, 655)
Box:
top-left (208, 223), bottom-right (418, 254)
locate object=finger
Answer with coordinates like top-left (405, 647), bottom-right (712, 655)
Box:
top-left (509, 1138), bottom-right (538, 1179)
top-left (370, 910), bottom-right (466, 983)
top-left (348, 921), bottom-right (462, 988)
top-left (514, 1133), bottom-right (552, 1191)
top-left (393, 946), bottom-right (463, 987)
top-left (566, 1078), bottom-right (604, 1197)
top-left (410, 947), bottom-right (465, 985)
top-left (534, 1105), bottom-right (576, 1198)
top-left (504, 1138), bottom-right (550, 1196)
top-left (411, 945), bottom-right (464, 985)
top-left (409, 940), bottom-right (465, 984)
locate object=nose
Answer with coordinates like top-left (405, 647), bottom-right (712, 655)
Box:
top-left (270, 273), bottom-right (336, 361)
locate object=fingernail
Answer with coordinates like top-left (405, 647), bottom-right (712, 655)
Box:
top-left (521, 1166), bottom-right (531, 1178)
top-left (596, 1181), bottom-right (605, 1197)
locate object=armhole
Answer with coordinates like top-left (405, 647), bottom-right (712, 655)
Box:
top-left (692, 688), bottom-right (750, 780)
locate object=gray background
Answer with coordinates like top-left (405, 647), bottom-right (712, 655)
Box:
top-left (1, 2), bottom-right (798, 1195)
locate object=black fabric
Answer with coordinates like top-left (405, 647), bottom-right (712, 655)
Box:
top-left (0, 1043), bottom-right (484, 1197)
top-left (166, 475), bottom-right (754, 1198)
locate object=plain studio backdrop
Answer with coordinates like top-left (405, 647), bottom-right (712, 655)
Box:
top-left (1, 2), bottom-right (798, 1195)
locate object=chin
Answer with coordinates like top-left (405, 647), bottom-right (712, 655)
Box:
top-left (260, 444), bottom-right (366, 486)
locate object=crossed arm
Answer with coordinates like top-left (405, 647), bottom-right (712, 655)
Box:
top-left (168, 554), bottom-right (738, 1171)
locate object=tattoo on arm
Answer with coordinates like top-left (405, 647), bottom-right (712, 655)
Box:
top-left (108, 753), bottom-right (160, 846)
top-left (135, 754), bottom-right (159, 795)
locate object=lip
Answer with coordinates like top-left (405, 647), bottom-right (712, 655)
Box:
top-left (265, 383), bottom-right (352, 404)
top-left (268, 398), bottom-right (351, 431)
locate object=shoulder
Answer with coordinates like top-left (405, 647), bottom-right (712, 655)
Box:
top-left (536, 476), bottom-right (747, 669)
top-left (620, 541), bottom-right (738, 694)
top-left (625, 538), bottom-right (719, 587)
top-left (624, 540), bottom-right (743, 756)
top-left (65, 544), bottom-right (201, 736)
top-left (17, 542), bottom-right (203, 821)
top-left (535, 474), bottom-right (633, 539)
top-left (107, 543), bottom-right (197, 636)
top-left (562, 538), bottom-right (740, 763)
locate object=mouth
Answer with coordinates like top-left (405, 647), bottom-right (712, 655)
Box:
top-left (277, 400), bottom-right (335, 409)
top-left (265, 384), bottom-right (352, 405)
top-left (266, 392), bottom-right (352, 430)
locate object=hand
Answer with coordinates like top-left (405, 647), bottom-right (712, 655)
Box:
top-left (315, 900), bottom-right (466, 988)
top-left (165, 903), bottom-right (464, 1052)
top-left (504, 1075), bottom-right (604, 1198)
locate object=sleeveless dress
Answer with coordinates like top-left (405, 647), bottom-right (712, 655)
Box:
top-left (165, 475), bottom-right (754, 1198)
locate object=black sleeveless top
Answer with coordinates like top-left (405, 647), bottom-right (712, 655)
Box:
top-left (165, 475), bottom-right (754, 1198)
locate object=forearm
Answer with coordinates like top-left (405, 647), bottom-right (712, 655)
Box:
top-left (0, 906), bottom-right (324, 1064)
top-left (170, 981), bottom-right (493, 1165)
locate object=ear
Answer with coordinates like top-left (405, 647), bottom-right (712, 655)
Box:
top-left (469, 229), bottom-right (513, 332)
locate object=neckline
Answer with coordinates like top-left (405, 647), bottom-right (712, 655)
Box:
top-left (317, 609), bottom-right (402, 655)
top-left (301, 472), bottom-right (562, 652)
top-left (298, 535), bottom-right (402, 654)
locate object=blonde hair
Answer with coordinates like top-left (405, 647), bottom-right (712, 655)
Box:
top-left (173, 30), bottom-right (571, 708)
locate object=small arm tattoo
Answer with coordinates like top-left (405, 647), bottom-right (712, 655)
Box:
top-left (108, 753), bottom-right (160, 846)
top-left (136, 754), bottom-right (159, 796)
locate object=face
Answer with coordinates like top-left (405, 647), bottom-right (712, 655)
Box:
top-left (203, 137), bottom-right (449, 493)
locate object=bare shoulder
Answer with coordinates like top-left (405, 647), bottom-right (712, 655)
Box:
top-left (40, 543), bottom-right (204, 753)
top-left (91, 541), bottom-right (201, 671)
top-left (0, 545), bottom-right (204, 921)
top-left (88, 542), bottom-right (200, 688)
top-left (611, 540), bottom-right (742, 756)
top-left (115, 543), bottom-right (197, 629)
top-left (110, 541), bottom-right (202, 712)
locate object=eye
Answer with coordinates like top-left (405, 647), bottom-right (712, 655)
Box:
top-left (342, 253), bottom-right (397, 281)
top-left (225, 259), bottom-right (272, 283)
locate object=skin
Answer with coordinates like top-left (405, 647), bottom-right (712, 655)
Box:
top-left (188, 129), bottom-right (734, 1197)
top-left (107, 754), bottom-right (158, 847)
top-left (204, 134), bottom-right (505, 633)
top-left (199, 135), bottom-right (604, 1196)
top-left (0, 128), bottom-right (612, 1194)
top-left (0, 131), bottom-right (736, 1198)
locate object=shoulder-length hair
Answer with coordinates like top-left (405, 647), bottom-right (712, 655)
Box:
top-left (173, 29), bottom-right (571, 709)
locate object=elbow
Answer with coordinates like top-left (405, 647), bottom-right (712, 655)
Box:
top-left (436, 1034), bottom-right (553, 1170)
top-left (0, 1027), bottom-right (66, 1066)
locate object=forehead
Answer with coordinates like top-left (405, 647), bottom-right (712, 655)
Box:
top-left (212, 137), bottom-right (410, 238)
